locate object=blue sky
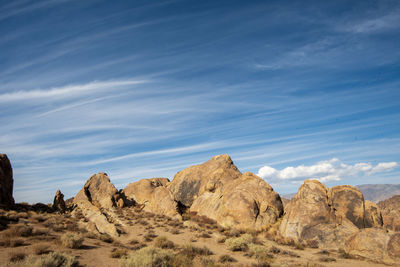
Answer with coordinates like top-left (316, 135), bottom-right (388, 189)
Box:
top-left (1, 0), bottom-right (399, 203)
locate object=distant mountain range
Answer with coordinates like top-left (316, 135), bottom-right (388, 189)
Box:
top-left (282, 184), bottom-right (400, 203)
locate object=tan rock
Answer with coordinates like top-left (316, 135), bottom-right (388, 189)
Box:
top-left (73, 173), bottom-right (124, 237)
top-left (346, 228), bottom-right (392, 262)
top-left (53, 189), bottom-right (66, 212)
top-left (364, 200), bottom-right (383, 228)
top-left (122, 178), bottom-right (180, 218)
top-left (388, 233), bottom-right (400, 259)
top-left (168, 154), bottom-right (242, 207)
top-left (190, 171), bottom-right (283, 229)
top-left (0, 154), bottom-right (14, 206)
top-left (328, 185), bottom-right (365, 228)
top-left (279, 180), bottom-right (331, 241)
top-left (378, 195), bottom-right (400, 231)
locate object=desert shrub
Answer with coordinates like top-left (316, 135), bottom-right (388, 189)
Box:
top-left (25, 252), bottom-right (78, 267)
top-left (217, 236), bottom-right (226, 243)
top-left (9, 251), bottom-right (26, 262)
top-left (4, 225), bottom-right (33, 237)
top-left (319, 256), bottom-right (336, 262)
top-left (180, 244), bottom-right (213, 259)
top-left (169, 253), bottom-right (193, 267)
top-left (111, 248), bottom-right (128, 258)
top-left (154, 236), bottom-right (175, 249)
top-left (32, 228), bottom-right (48, 236)
top-left (33, 244), bottom-right (51, 255)
top-left (219, 254), bottom-right (236, 263)
top-left (170, 229), bottom-right (180, 235)
top-left (60, 232), bottom-right (83, 249)
top-left (201, 258), bottom-right (219, 267)
top-left (306, 239), bottom-right (319, 248)
top-left (269, 246), bottom-right (280, 254)
top-left (225, 233), bottom-right (253, 251)
top-left (143, 232), bottom-right (158, 242)
top-left (33, 215), bottom-right (47, 223)
top-left (198, 232), bottom-right (211, 238)
top-left (119, 247), bottom-right (170, 267)
top-left (294, 242), bottom-right (305, 250)
top-left (1, 237), bottom-right (25, 247)
top-left (248, 244), bottom-right (273, 261)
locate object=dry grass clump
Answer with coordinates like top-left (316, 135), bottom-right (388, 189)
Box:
top-left (32, 214), bottom-right (47, 223)
top-left (143, 231), bottom-right (158, 242)
top-left (110, 248), bottom-right (128, 258)
top-left (180, 244), bottom-right (213, 259)
top-left (170, 229), bottom-right (181, 235)
top-left (247, 244), bottom-right (273, 262)
top-left (225, 233), bottom-right (253, 251)
top-left (119, 246), bottom-right (171, 267)
top-left (306, 239), bottom-right (319, 248)
top-left (8, 251), bottom-right (26, 262)
top-left (3, 225), bottom-right (33, 237)
top-left (219, 254), bottom-right (237, 263)
top-left (154, 236), bottom-right (175, 249)
top-left (60, 232), bottom-right (83, 249)
top-left (319, 256), bottom-right (336, 262)
top-left (33, 244), bottom-right (51, 255)
top-left (1, 237), bottom-right (25, 247)
top-left (7, 252), bottom-right (78, 267)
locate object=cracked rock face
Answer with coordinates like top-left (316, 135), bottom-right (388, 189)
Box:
top-left (73, 173), bottom-right (125, 237)
top-left (169, 155), bottom-right (283, 229)
top-left (279, 180), bottom-right (384, 248)
top-left (122, 178), bottom-right (180, 219)
top-left (0, 154), bottom-right (14, 206)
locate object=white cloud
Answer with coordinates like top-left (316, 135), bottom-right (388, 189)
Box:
top-left (0, 79), bottom-right (146, 102)
top-left (257, 158), bottom-right (398, 183)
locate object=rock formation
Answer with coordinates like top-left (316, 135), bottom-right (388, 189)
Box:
top-left (53, 189), bottom-right (66, 212)
top-left (122, 178), bottom-right (180, 218)
top-left (378, 195), bottom-right (400, 231)
top-left (346, 229), bottom-right (400, 262)
top-left (169, 155), bottom-right (283, 229)
top-left (279, 180), bottom-right (383, 248)
top-left (73, 172), bottom-right (126, 236)
top-left (0, 154), bottom-right (14, 206)
top-left (168, 154), bottom-right (242, 207)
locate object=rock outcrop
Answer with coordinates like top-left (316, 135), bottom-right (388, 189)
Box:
top-left (168, 154), bottom-right (242, 207)
top-left (73, 173), bottom-right (126, 236)
top-left (279, 180), bottom-right (383, 248)
top-left (169, 155), bottom-right (283, 229)
top-left (53, 189), bottom-right (66, 212)
top-left (0, 154), bottom-right (14, 206)
top-left (122, 178), bottom-right (180, 218)
top-left (346, 228), bottom-right (400, 263)
top-left (378, 195), bottom-right (400, 231)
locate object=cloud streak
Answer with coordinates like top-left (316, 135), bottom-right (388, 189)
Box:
top-left (258, 158), bottom-right (398, 183)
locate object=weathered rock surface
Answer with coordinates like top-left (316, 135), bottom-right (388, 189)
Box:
top-left (168, 155), bottom-right (283, 229)
top-left (190, 171), bottom-right (283, 229)
top-left (53, 189), bottom-right (66, 212)
top-left (0, 154), bottom-right (14, 206)
top-left (279, 180), bottom-right (332, 241)
top-left (168, 154), bottom-right (242, 207)
top-left (378, 195), bottom-right (400, 231)
top-left (73, 173), bottom-right (125, 236)
top-left (346, 228), bottom-right (400, 262)
top-left (364, 200), bottom-right (383, 228)
top-left (122, 178), bottom-right (180, 218)
top-left (279, 180), bottom-right (383, 247)
top-left (328, 185), bottom-right (365, 228)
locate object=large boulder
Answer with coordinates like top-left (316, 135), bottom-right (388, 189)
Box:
top-left (190, 171), bottom-right (283, 229)
top-left (169, 155), bottom-right (283, 229)
top-left (346, 228), bottom-right (399, 263)
top-left (279, 180), bottom-right (384, 246)
top-left (73, 173), bottom-right (125, 237)
top-left (378, 195), bottom-right (400, 231)
top-left (279, 180), bottom-right (332, 241)
top-left (328, 185), bottom-right (365, 228)
top-left (0, 154), bottom-right (14, 206)
top-left (122, 178), bottom-right (180, 218)
top-left (53, 189), bottom-right (66, 212)
top-left (168, 154), bottom-right (242, 207)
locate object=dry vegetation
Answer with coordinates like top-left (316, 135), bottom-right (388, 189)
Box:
top-left (0, 206), bottom-right (391, 267)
